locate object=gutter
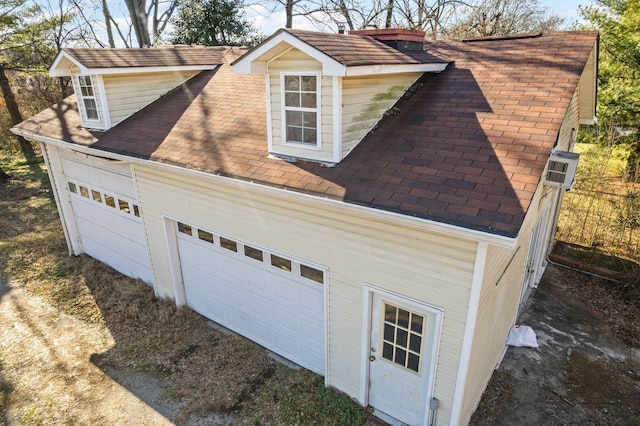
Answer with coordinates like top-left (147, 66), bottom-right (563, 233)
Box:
top-left (11, 127), bottom-right (519, 250)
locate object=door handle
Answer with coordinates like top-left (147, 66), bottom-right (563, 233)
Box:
top-left (369, 355), bottom-right (376, 361)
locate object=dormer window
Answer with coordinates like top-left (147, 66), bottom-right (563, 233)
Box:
top-left (77, 75), bottom-right (99, 121)
top-left (282, 73), bottom-right (320, 148)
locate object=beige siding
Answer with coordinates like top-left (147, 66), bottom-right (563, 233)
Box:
top-left (103, 71), bottom-right (197, 125)
top-left (458, 243), bottom-right (525, 424)
top-left (134, 163), bottom-right (478, 426)
top-left (268, 49), bottom-right (334, 162)
top-left (578, 47), bottom-right (597, 122)
top-left (458, 93), bottom-right (582, 424)
top-left (342, 73), bottom-right (421, 157)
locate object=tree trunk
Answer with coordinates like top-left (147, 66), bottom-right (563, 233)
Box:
top-left (102, 0), bottom-right (117, 48)
top-left (125, 0), bottom-right (151, 47)
top-left (0, 64), bottom-right (36, 162)
top-left (338, 0), bottom-right (354, 30)
top-left (385, 0), bottom-right (394, 28)
top-left (0, 165), bottom-right (10, 181)
top-left (286, 0), bottom-right (293, 28)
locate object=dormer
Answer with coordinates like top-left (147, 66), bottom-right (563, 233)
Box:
top-left (233, 29), bottom-right (448, 164)
top-left (49, 47), bottom-right (224, 130)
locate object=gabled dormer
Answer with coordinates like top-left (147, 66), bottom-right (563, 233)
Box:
top-left (50, 46), bottom-right (225, 130)
top-left (233, 29), bottom-right (449, 165)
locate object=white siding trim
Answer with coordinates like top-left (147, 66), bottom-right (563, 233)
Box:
top-left (94, 75), bottom-right (112, 129)
top-left (40, 143), bottom-right (76, 256)
top-left (332, 76), bottom-right (342, 163)
top-left (450, 242), bottom-right (487, 426)
top-left (11, 131), bottom-right (518, 249)
top-left (130, 163), bottom-right (156, 288)
top-left (233, 32), bottom-right (347, 76)
top-left (162, 215), bottom-right (187, 306)
top-left (265, 74), bottom-right (273, 152)
top-left (50, 57), bottom-right (217, 76)
top-left (345, 63), bottom-right (447, 76)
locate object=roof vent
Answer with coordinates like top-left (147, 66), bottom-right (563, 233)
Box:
top-left (348, 28), bottom-right (426, 51)
top-left (544, 151), bottom-right (580, 190)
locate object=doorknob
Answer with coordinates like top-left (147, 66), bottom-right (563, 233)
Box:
top-left (369, 355), bottom-right (376, 361)
top-left (371, 347), bottom-right (376, 352)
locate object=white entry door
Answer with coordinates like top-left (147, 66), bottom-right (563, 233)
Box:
top-left (368, 290), bottom-right (441, 426)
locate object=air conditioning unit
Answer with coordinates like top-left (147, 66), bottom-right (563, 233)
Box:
top-left (544, 151), bottom-right (580, 190)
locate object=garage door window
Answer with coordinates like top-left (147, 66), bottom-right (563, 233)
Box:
top-left (176, 221), bottom-right (325, 286)
top-left (198, 229), bottom-right (214, 244)
top-left (67, 179), bottom-right (140, 220)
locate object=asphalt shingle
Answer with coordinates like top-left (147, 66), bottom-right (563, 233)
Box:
top-left (16, 31), bottom-right (598, 237)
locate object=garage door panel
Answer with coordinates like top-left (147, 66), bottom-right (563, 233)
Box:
top-left (177, 225), bottom-right (325, 375)
top-left (81, 236), bottom-right (151, 282)
top-left (75, 216), bottom-right (147, 265)
top-left (62, 159), bottom-right (136, 199)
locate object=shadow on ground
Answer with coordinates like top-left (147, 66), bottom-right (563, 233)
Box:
top-left (471, 265), bottom-right (640, 425)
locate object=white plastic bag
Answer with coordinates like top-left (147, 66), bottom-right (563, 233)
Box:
top-left (506, 324), bottom-right (539, 348)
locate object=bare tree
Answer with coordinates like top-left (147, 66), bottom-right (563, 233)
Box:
top-left (445, 0), bottom-right (564, 39)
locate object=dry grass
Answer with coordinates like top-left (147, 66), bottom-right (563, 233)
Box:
top-left (0, 152), bottom-right (368, 424)
top-left (557, 143), bottom-right (640, 262)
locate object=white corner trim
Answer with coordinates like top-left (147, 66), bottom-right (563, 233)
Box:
top-left (265, 75), bottom-right (273, 153)
top-left (332, 76), bottom-right (342, 163)
top-left (449, 241), bottom-right (488, 426)
top-left (39, 143), bottom-right (76, 256)
top-left (94, 75), bottom-right (112, 129)
top-left (162, 215), bottom-right (187, 307)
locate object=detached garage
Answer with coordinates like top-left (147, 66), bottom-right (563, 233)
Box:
top-left (174, 221), bottom-right (326, 375)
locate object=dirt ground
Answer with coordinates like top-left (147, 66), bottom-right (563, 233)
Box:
top-left (471, 265), bottom-right (640, 425)
top-left (2, 262), bottom-right (639, 425)
top-left (0, 275), bottom-right (233, 425)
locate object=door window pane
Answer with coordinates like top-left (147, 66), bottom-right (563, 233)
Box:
top-left (380, 302), bottom-right (425, 374)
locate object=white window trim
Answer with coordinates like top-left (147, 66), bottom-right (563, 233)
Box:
top-left (76, 75), bottom-right (100, 122)
top-left (280, 71), bottom-right (322, 151)
top-left (73, 74), bottom-right (111, 129)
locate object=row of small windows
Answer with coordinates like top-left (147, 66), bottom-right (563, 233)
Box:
top-left (177, 222), bottom-right (324, 285)
top-left (68, 181), bottom-right (140, 217)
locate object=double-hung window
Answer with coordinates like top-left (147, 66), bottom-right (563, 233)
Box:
top-left (77, 75), bottom-right (99, 121)
top-left (283, 73), bottom-right (320, 148)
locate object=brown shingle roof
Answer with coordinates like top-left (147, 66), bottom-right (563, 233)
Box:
top-left (280, 29), bottom-right (447, 66)
top-left (62, 45), bottom-right (230, 69)
top-left (16, 31), bottom-right (598, 238)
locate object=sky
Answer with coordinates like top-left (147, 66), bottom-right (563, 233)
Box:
top-left (245, 0), bottom-right (591, 36)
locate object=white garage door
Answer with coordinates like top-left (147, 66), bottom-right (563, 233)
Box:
top-left (60, 152), bottom-right (152, 284)
top-left (176, 222), bottom-right (326, 375)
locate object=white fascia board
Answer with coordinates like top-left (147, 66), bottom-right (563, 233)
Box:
top-left (13, 129), bottom-right (519, 249)
top-left (82, 65), bottom-right (218, 75)
top-left (50, 51), bottom-right (90, 76)
top-left (50, 55), bottom-right (218, 77)
top-left (345, 63), bottom-right (447, 76)
top-left (234, 32), bottom-right (347, 76)
top-left (579, 117), bottom-right (597, 125)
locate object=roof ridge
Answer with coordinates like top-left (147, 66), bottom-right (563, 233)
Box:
top-left (462, 32), bottom-right (543, 43)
